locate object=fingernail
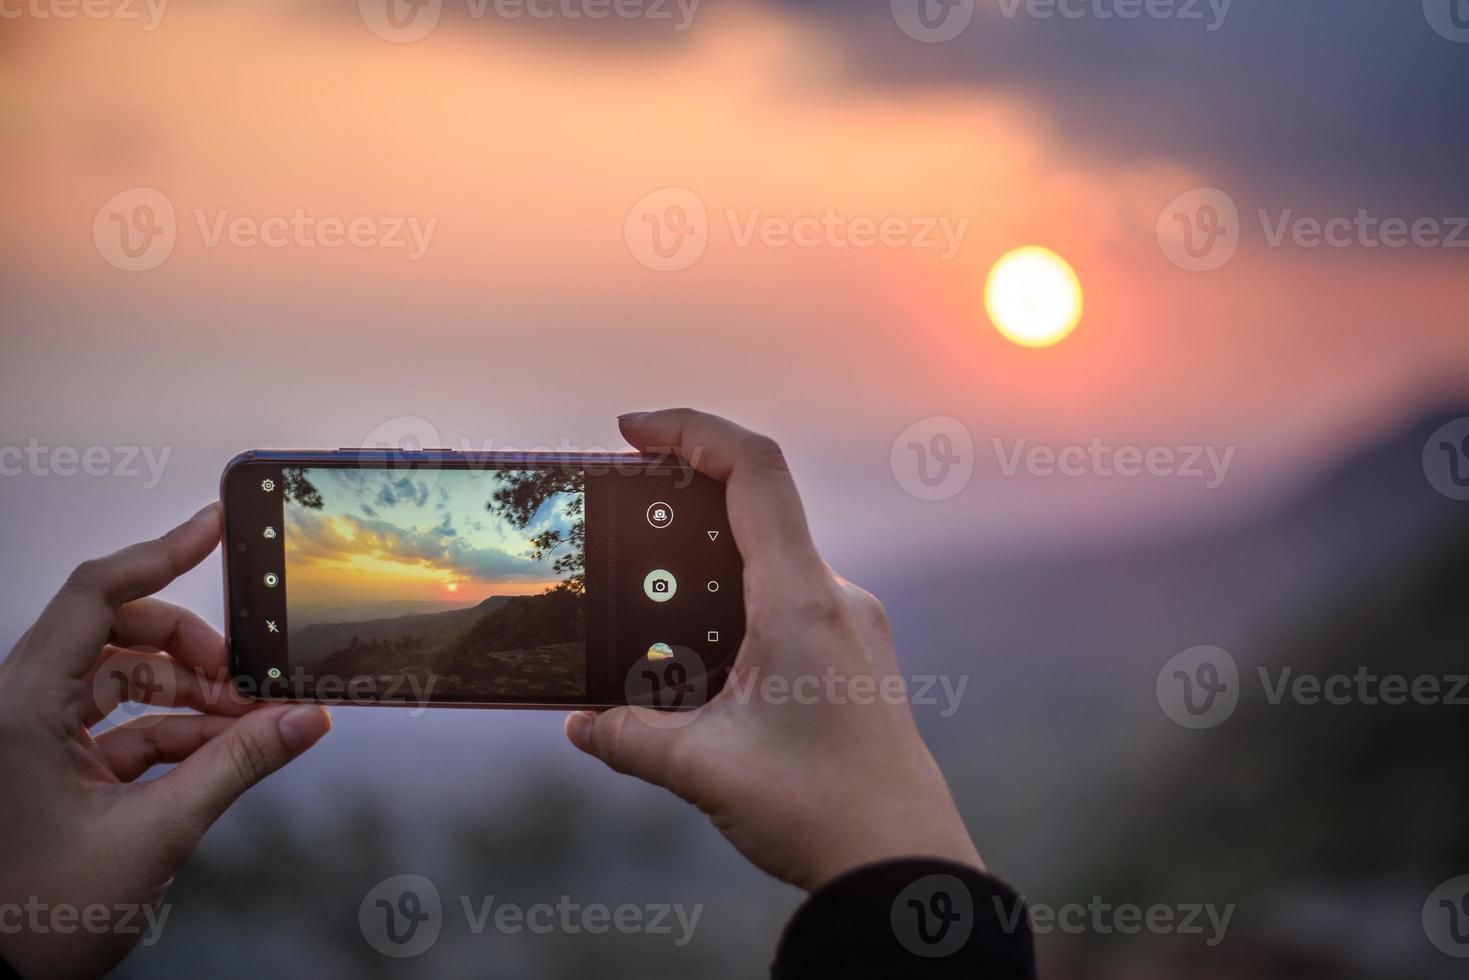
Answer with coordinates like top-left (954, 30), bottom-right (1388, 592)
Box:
top-left (566, 711), bottom-right (595, 753)
top-left (279, 705), bottom-right (331, 753)
top-left (617, 412), bottom-right (649, 423)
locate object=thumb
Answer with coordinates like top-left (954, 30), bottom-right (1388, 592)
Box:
top-left (152, 705), bottom-right (331, 832)
top-left (565, 708), bottom-right (692, 790)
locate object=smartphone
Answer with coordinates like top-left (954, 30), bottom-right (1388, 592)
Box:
top-left (221, 449), bottom-right (742, 710)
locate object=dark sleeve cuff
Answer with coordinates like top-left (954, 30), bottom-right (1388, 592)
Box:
top-left (771, 858), bottom-right (1036, 979)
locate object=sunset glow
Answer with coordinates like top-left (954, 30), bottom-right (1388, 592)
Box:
top-left (985, 247), bottom-right (1084, 348)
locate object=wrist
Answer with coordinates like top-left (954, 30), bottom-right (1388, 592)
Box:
top-left (800, 795), bottom-right (983, 891)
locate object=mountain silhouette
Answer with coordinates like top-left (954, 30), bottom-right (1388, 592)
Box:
top-left (869, 403), bottom-right (1469, 893)
top-left (305, 592), bottom-right (586, 700)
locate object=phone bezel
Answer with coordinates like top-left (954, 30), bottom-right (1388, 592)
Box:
top-left (220, 449), bottom-right (738, 711)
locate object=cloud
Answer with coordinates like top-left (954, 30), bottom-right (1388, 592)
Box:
top-left (761, 1), bottom-right (1469, 212)
top-left (374, 476), bottom-right (431, 509)
top-left (285, 506), bottom-right (554, 582)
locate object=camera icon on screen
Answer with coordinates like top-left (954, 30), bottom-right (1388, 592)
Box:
top-left (643, 569), bottom-right (677, 602)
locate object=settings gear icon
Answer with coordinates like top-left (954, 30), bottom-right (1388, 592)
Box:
top-left (260, 479), bottom-right (276, 492)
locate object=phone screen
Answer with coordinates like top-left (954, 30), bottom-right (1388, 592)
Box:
top-left (222, 452), bottom-right (742, 708)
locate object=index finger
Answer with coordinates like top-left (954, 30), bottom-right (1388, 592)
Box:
top-left (16, 502), bottom-right (222, 682)
top-left (618, 409), bottom-right (824, 579)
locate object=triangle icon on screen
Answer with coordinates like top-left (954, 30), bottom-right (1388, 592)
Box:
top-left (707, 531), bottom-right (719, 541)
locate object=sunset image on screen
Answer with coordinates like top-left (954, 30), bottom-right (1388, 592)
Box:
top-left (282, 466), bottom-right (586, 698)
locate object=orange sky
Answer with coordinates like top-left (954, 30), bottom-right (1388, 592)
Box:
top-left (1, 1), bottom-right (1466, 572)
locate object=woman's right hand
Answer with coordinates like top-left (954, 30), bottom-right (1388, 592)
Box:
top-left (566, 409), bottom-right (982, 892)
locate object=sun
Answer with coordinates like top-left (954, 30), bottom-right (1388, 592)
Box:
top-left (444, 582), bottom-right (459, 593)
top-left (985, 246), bottom-right (1083, 348)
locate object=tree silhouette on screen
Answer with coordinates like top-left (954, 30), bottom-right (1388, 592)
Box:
top-left (487, 469), bottom-right (586, 596)
top-left (281, 467), bottom-right (323, 509)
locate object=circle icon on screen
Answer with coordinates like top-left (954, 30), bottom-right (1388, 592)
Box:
top-left (643, 569), bottom-right (677, 602)
top-left (263, 572), bottom-right (280, 588)
top-left (646, 502), bottom-right (674, 528)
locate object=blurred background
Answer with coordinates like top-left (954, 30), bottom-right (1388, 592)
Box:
top-left (2, 0), bottom-right (1468, 976)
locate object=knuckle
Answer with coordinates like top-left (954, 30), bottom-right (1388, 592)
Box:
top-left (749, 583), bottom-right (848, 642)
top-left (225, 728), bottom-right (276, 789)
top-left (660, 734), bottom-right (699, 796)
top-left (153, 813), bottom-right (202, 870)
top-left (592, 711), bottom-right (630, 771)
top-left (794, 585), bottom-right (847, 629)
top-left (63, 558), bottom-right (109, 597)
top-left (851, 587), bottom-right (892, 635)
top-left (739, 434), bottom-right (789, 474)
